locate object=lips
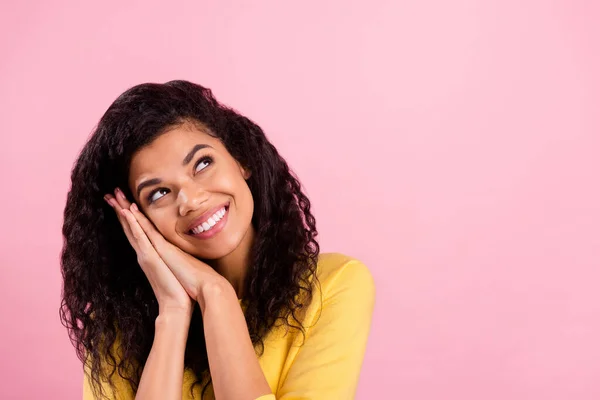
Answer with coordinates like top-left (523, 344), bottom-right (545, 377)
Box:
top-left (186, 201), bottom-right (230, 233)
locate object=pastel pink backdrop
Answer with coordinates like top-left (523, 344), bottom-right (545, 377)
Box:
top-left (1, 1), bottom-right (598, 399)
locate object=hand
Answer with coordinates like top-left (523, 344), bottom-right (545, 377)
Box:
top-left (105, 188), bottom-right (228, 308)
top-left (104, 189), bottom-right (193, 317)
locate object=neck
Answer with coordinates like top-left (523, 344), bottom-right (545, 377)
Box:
top-left (207, 224), bottom-right (256, 300)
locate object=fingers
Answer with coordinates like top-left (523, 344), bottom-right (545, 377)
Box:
top-left (104, 191), bottom-right (137, 249)
top-left (104, 188), bottom-right (133, 228)
top-left (112, 187), bottom-right (131, 209)
top-left (120, 208), bottom-right (155, 254)
top-left (104, 187), bottom-right (164, 256)
top-left (104, 189), bottom-right (191, 308)
top-left (128, 203), bottom-right (165, 249)
top-left (107, 188), bottom-right (161, 245)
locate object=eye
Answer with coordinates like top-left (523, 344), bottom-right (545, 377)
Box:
top-left (147, 188), bottom-right (168, 204)
top-left (146, 156), bottom-right (214, 205)
top-left (195, 155), bottom-right (213, 172)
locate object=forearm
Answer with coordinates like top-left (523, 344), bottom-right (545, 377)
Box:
top-left (199, 280), bottom-right (272, 400)
top-left (135, 311), bottom-right (191, 400)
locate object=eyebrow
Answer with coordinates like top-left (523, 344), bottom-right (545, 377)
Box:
top-left (136, 144), bottom-right (213, 199)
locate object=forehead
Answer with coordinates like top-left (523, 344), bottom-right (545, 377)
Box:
top-left (128, 122), bottom-right (221, 184)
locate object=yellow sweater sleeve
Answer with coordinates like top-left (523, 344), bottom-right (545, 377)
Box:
top-left (275, 259), bottom-right (376, 399)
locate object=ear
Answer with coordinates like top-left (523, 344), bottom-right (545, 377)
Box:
top-left (239, 163), bottom-right (252, 180)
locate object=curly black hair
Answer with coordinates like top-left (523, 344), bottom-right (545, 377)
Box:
top-left (59, 80), bottom-right (320, 399)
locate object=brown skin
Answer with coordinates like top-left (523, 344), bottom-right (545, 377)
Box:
top-left (103, 121), bottom-right (271, 399)
top-left (132, 120), bottom-right (255, 297)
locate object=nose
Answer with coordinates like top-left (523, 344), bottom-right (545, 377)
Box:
top-left (177, 184), bottom-right (209, 216)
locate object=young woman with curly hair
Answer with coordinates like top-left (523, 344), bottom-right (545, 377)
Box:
top-left (60, 80), bottom-right (376, 400)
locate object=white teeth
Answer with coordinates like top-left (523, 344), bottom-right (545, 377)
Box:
top-left (190, 206), bottom-right (227, 235)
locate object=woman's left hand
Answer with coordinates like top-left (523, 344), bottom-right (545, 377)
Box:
top-left (106, 188), bottom-right (228, 304)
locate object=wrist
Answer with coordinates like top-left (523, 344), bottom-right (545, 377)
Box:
top-left (154, 311), bottom-right (191, 344)
top-left (196, 277), bottom-right (234, 311)
top-left (157, 307), bottom-right (193, 324)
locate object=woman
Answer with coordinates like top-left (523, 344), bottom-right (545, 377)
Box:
top-left (60, 80), bottom-right (375, 400)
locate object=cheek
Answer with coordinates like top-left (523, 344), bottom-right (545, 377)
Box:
top-left (213, 166), bottom-right (252, 204)
top-left (146, 213), bottom-right (175, 238)
top-left (217, 168), bottom-right (253, 224)
top-left (215, 166), bottom-right (244, 193)
top-left (237, 182), bottom-right (254, 220)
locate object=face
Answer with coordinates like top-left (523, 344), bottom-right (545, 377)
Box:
top-left (127, 121), bottom-right (255, 260)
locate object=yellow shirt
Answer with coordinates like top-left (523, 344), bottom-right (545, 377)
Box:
top-left (83, 252), bottom-right (376, 399)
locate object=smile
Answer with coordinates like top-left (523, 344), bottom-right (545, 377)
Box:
top-left (187, 204), bottom-right (229, 239)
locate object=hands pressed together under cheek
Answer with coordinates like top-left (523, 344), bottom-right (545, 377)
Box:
top-left (103, 187), bottom-right (231, 315)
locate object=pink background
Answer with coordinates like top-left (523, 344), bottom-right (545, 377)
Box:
top-left (1, 1), bottom-right (599, 399)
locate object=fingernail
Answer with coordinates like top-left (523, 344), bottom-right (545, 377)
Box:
top-left (116, 188), bottom-right (126, 200)
top-left (103, 195), bottom-right (111, 204)
top-left (131, 203), bottom-right (138, 212)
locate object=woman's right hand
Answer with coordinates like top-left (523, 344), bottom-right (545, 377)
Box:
top-left (105, 192), bottom-right (193, 318)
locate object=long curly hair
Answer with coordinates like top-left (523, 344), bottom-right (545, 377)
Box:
top-left (59, 80), bottom-right (320, 399)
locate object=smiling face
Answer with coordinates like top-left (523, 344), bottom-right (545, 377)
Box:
top-left (127, 121), bottom-right (255, 260)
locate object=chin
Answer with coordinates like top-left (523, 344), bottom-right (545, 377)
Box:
top-left (182, 231), bottom-right (246, 260)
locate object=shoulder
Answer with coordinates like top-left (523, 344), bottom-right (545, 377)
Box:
top-left (313, 252), bottom-right (376, 303)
